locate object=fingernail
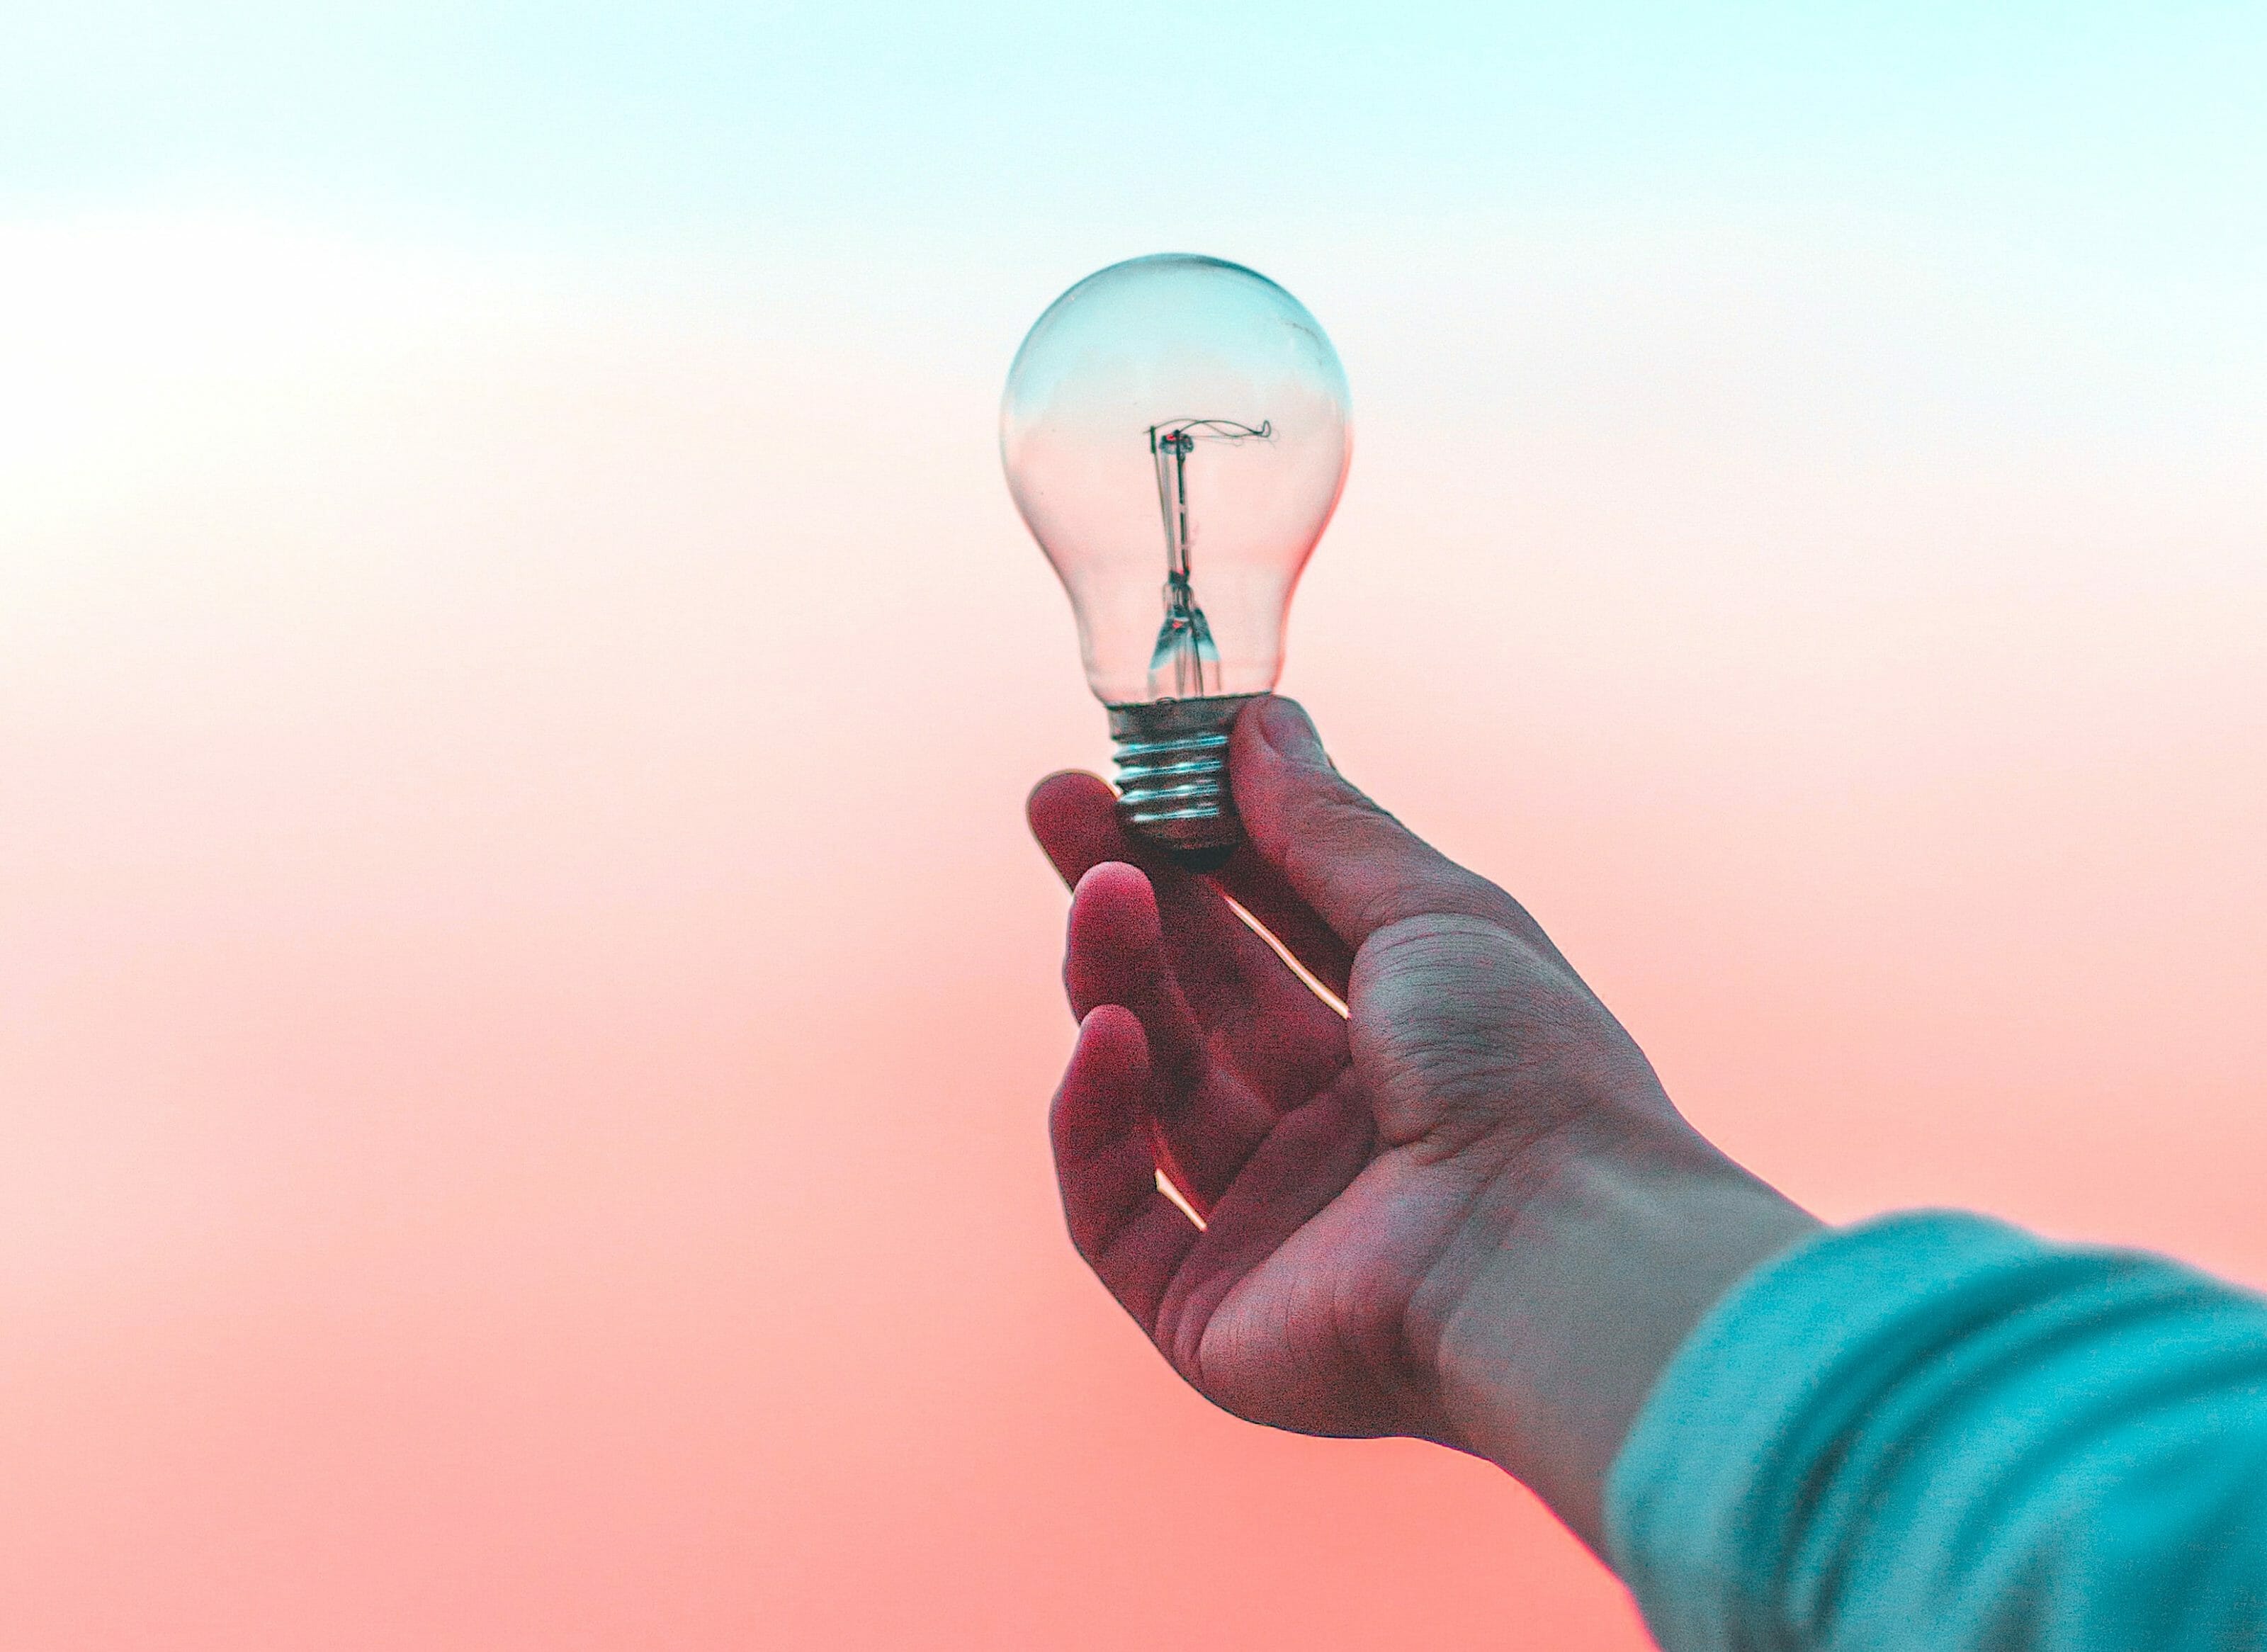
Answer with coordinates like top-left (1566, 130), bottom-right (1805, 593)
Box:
top-left (1256, 696), bottom-right (1328, 766)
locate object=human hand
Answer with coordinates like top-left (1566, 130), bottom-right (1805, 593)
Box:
top-left (1031, 697), bottom-right (1804, 1540)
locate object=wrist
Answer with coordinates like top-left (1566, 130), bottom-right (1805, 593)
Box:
top-left (1413, 1111), bottom-right (1819, 1554)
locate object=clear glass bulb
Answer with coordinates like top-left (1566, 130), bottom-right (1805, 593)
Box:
top-left (1002, 254), bottom-right (1352, 866)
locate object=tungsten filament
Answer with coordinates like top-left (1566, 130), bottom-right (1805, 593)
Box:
top-left (1146, 418), bottom-right (1272, 698)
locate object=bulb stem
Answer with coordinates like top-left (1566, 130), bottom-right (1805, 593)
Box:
top-left (1107, 694), bottom-right (1257, 870)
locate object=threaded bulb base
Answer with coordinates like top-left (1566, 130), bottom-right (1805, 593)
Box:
top-left (1107, 694), bottom-right (1256, 871)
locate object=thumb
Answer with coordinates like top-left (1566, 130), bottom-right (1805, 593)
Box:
top-left (1230, 696), bottom-right (1521, 949)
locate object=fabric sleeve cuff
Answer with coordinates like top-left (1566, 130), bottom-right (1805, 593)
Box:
top-left (1601, 1209), bottom-right (2046, 1652)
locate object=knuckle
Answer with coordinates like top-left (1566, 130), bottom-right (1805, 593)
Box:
top-left (1351, 915), bottom-right (1607, 1156)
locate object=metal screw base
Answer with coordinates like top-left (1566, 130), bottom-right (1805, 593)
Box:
top-left (1107, 694), bottom-right (1257, 871)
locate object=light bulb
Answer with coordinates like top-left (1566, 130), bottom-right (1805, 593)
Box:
top-left (1002, 254), bottom-right (1351, 869)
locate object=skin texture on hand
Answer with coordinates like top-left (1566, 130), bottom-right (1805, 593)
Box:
top-left (1030, 696), bottom-right (1818, 1553)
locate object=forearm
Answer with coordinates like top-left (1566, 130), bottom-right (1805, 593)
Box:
top-left (1419, 1114), bottom-right (1819, 1553)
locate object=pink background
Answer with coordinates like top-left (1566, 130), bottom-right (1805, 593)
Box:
top-left (5, 11), bottom-right (2265, 1646)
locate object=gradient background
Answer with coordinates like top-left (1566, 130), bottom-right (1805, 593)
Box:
top-left (4, 5), bottom-right (2263, 1647)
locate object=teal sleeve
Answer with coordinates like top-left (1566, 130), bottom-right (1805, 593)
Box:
top-left (1604, 1211), bottom-right (2267, 1652)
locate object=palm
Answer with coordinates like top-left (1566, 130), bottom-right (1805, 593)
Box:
top-left (1031, 767), bottom-right (1552, 1443)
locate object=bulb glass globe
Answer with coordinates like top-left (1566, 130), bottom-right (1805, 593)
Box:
top-left (1002, 254), bottom-right (1351, 864)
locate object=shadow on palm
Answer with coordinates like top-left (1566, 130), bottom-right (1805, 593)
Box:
top-left (1029, 735), bottom-right (1523, 1443)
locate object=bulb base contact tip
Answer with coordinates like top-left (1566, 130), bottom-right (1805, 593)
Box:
top-left (1107, 694), bottom-right (1257, 871)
